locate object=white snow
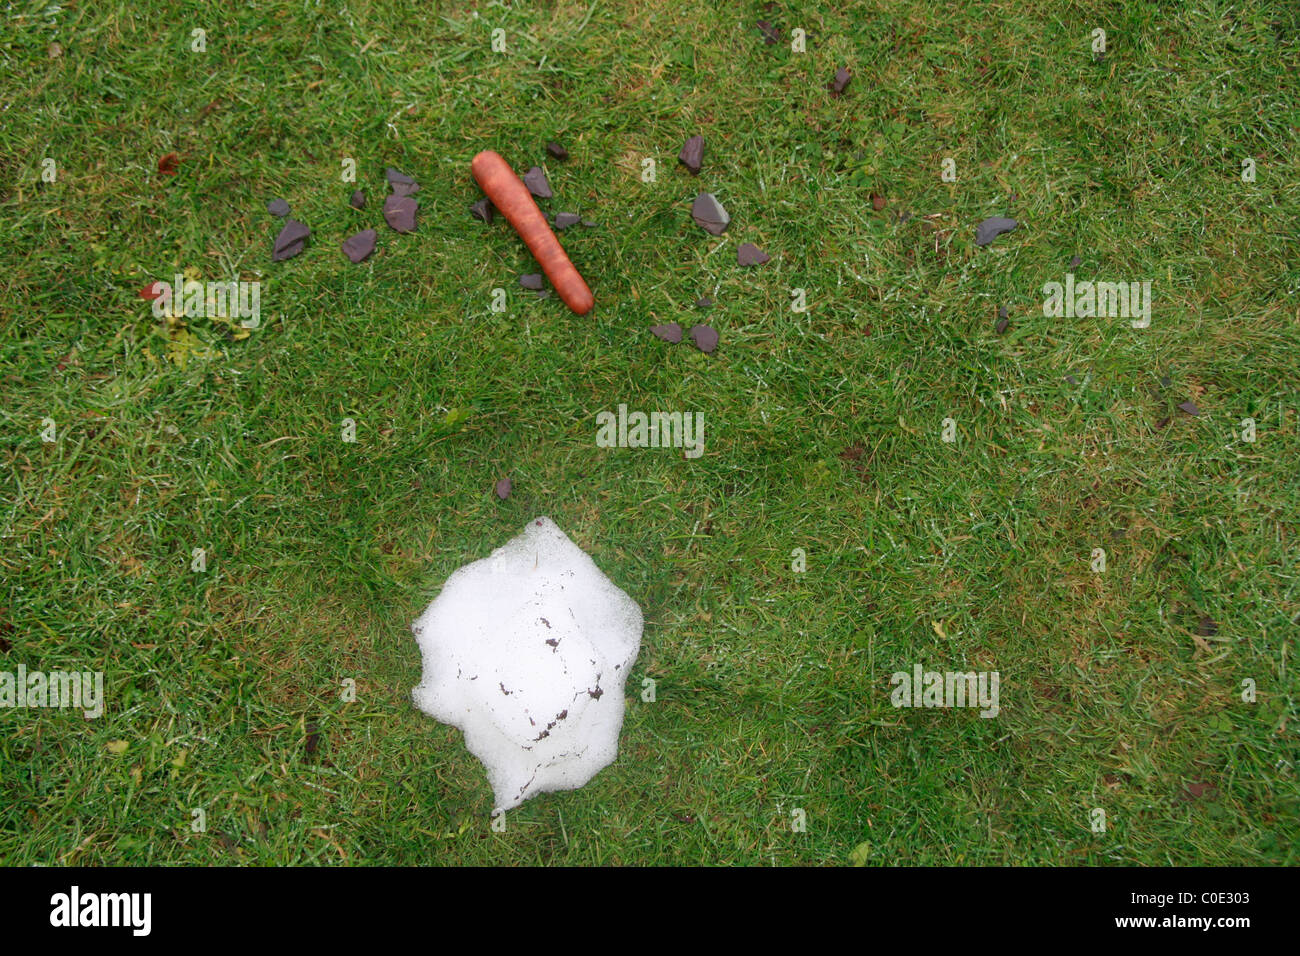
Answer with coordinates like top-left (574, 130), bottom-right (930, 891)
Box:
top-left (411, 517), bottom-right (643, 811)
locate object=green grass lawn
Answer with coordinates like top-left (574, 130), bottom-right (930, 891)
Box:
top-left (1, 0), bottom-right (1297, 865)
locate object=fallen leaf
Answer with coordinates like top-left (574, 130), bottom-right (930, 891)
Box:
top-left (106, 740), bottom-right (129, 755)
top-left (157, 152), bottom-right (180, 176)
top-left (871, 193), bottom-right (886, 211)
top-left (757, 21), bottom-right (780, 45)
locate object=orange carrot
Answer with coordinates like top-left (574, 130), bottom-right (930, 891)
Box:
top-left (471, 150), bottom-right (594, 316)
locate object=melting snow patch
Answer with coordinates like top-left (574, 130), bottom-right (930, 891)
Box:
top-left (411, 517), bottom-right (643, 811)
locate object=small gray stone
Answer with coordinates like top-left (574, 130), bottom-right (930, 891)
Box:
top-left (650, 323), bottom-right (683, 344)
top-left (272, 220), bottom-right (310, 261)
top-left (383, 195), bottom-right (418, 233)
top-left (689, 324), bottom-right (719, 354)
top-left (341, 228), bottom-right (377, 264)
top-left (975, 217), bottom-right (1018, 247)
top-left (691, 193), bottom-right (730, 235)
top-left (678, 135), bottom-right (704, 175)
top-left (523, 166), bottom-right (552, 199)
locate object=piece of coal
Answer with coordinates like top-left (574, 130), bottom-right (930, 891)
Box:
top-left (1160, 375), bottom-right (1172, 387)
top-left (386, 167), bottom-right (416, 187)
top-left (871, 193), bottom-right (886, 211)
top-left (341, 228), bottom-right (377, 264)
top-left (737, 243), bottom-right (770, 266)
top-left (995, 317), bottom-right (1010, 335)
top-left (537, 290), bottom-right (551, 300)
top-left (689, 324), bottom-right (719, 354)
top-left (581, 219), bottom-right (598, 227)
top-left (1197, 615), bottom-right (1218, 637)
top-left (828, 66), bottom-right (851, 96)
top-left (390, 180), bottom-right (420, 197)
top-left (272, 219), bottom-right (310, 261)
top-left (975, 216), bottom-right (1018, 246)
top-left (1064, 374), bottom-right (1079, 386)
top-left (695, 298), bottom-right (713, 309)
top-left (495, 477), bottom-right (512, 500)
top-left (678, 135), bottom-right (704, 175)
top-left (757, 20), bottom-right (780, 45)
top-left (383, 195), bottom-right (418, 233)
top-left (1068, 255), bottom-right (1082, 269)
top-left (546, 141), bottom-right (569, 161)
top-left (350, 190), bottom-right (366, 210)
top-left (470, 197), bottom-right (495, 223)
top-left (998, 305), bottom-right (1009, 320)
top-left (267, 197), bottom-right (290, 217)
top-left (1178, 400), bottom-right (1200, 416)
top-left (650, 323), bottom-right (683, 344)
top-left (691, 193), bottom-right (730, 235)
top-left (520, 273), bottom-right (545, 291)
top-left (554, 212), bottom-right (582, 229)
top-left (523, 166), bottom-right (552, 199)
